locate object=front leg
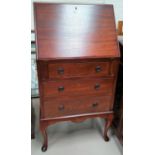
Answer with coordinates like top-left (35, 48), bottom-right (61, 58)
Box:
top-left (103, 114), bottom-right (114, 141)
top-left (40, 126), bottom-right (48, 152)
top-left (31, 102), bottom-right (35, 139)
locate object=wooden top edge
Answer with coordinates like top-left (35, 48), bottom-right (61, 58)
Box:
top-left (33, 2), bottom-right (114, 8)
top-left (36, 55), bottom-right (120, 61)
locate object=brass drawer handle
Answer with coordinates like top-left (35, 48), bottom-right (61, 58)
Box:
top-left (58, 86), bottom-right (64, 92)
top-left (57, 67), bottom-right (64, 75)
top-left (92, 102), bottom-right (98, 108)
top-left (58, 105), bottom-right (64, 111)
top-left (94, 83), bottom-right (100, 90)
top-left (95, 66), bottom-right (102, 72)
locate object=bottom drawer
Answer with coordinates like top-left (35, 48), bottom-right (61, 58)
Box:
top-left (42, 96), bottom-right (112, 118)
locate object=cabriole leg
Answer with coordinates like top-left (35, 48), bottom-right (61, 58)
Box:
top-left (40, 127), bottom-right (48, 152)
top-left (103, 114), bottom-right (113, 141)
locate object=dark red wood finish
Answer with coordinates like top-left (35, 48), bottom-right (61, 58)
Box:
top-left (43, 95), bottom-right (112, 118)
top-left (34, 3), bottom-right (120, 152)
top-left (37, 59), bottom-right (119, 80)
top-left (42, 78), bottom-right (114, 98)
top-left (48, 61), bottom-right (111, 79)
top-left (34, 3), bottom-right (120, 60)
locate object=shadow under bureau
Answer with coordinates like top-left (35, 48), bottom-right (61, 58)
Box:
top-left (34, 3), bottom-right (120, 152)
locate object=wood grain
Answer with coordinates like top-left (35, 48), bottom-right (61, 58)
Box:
top-left (43, 95), bottom-right (112, 118)
top-left (42, 78), bottom-right (114, 98)
top-left (34, 3), bottom-right (120, 60)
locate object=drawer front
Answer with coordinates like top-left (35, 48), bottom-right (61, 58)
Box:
top-left (43, 96), bottom-right (112, 118)
top-left (48, 61), bottom-right (110, 79)
top-left (42, 78), bottom-right (114, 98)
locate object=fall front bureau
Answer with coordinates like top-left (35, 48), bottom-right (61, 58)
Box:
top-left (34, 3), bottom-right (120, 152)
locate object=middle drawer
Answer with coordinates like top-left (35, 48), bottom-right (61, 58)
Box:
top-left (42, 78), bottom-right (114, 98)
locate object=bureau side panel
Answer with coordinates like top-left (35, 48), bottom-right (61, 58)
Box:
top-left (37, 60), bottom-right (49, 118)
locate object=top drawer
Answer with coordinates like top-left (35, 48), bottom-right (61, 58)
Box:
top-left (48, 62), bottom-right (110, 79)
top-left (37, 61), bottom-right (115, 80)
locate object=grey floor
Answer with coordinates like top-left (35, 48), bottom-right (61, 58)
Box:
top-left (31, 98), bottom-right (122, 155)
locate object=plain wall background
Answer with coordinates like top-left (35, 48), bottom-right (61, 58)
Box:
top-left (31, 0), bottom-right (123, 30)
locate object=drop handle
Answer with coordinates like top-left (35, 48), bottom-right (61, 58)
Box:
top-left (92, 102), bottom-right (98, 108)
top-left (58, 105), bottom-right (64, 111)
top-left (94, 83), bottom-right (100, 90)
top-left (95, 66), bottom-right (102, 72)
top-left (58, 86), bottom-right (64, 92)
top-left (57, 67), bottom-right (64, 75)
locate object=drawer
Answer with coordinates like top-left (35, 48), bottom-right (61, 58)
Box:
top-left (48, 61), bottom-right (111, 79)
top-left (43, 96), bottom-right (112, 118)
top-left (42, 78), bottom-right (114, 98)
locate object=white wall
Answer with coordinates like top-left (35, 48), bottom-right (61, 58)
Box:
top-left (31, 0), bottom-right (123, 29)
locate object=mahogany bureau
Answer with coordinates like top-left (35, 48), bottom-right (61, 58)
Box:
top-left (34, 3), bottom-right (120, 152)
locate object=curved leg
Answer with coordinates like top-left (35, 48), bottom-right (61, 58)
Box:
top-left (40, 128), bottom-right (48, 152)
top-left (31, 101), bottom-right (35, 139)
top-left (103, 114), bottom-right (113, 142)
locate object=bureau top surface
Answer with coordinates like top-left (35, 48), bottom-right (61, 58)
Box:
top-left (34, 3), bottom-right (120, 60)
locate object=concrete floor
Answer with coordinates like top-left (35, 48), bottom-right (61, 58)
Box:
top-left (31, 98), bottom-right (122, 155)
